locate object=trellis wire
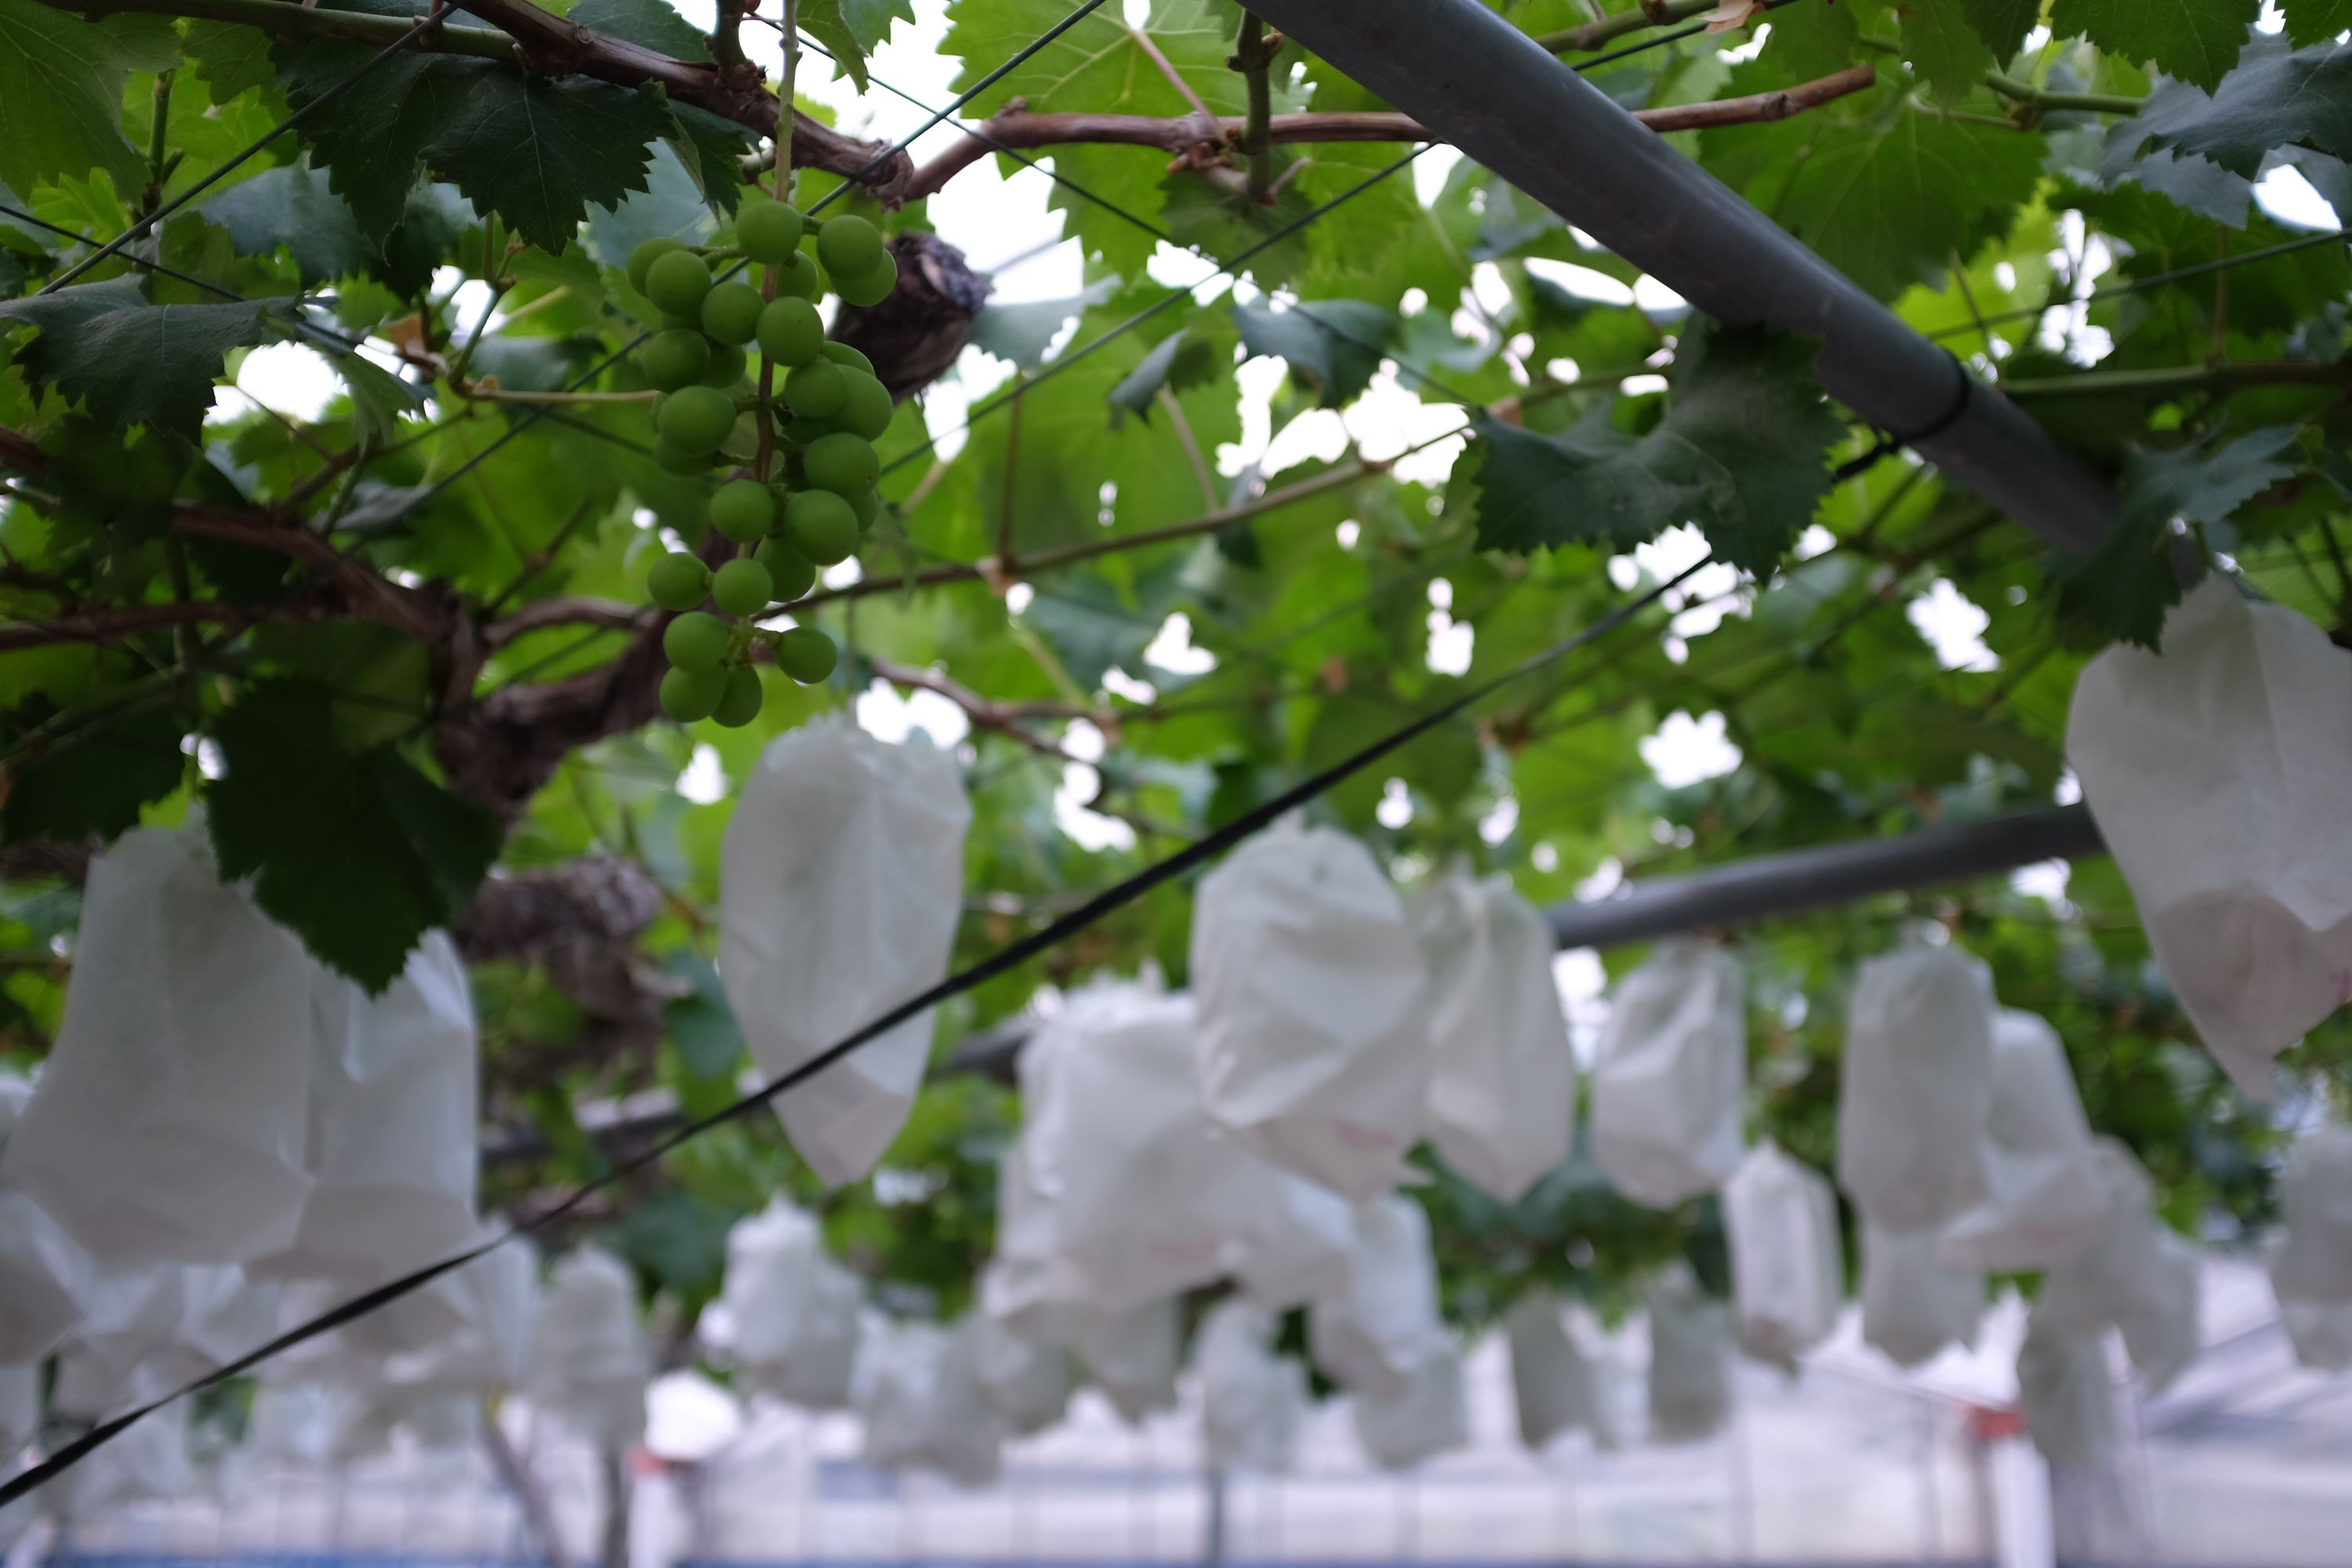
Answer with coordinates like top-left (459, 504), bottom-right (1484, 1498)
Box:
top-left (0, 557), bottom-right (1703, 1508)
top-left (1926, 226), bottom-right (2352, 342)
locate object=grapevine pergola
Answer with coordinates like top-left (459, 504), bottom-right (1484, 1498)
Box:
top-left (2, 0), bottom-right (2350, 1508)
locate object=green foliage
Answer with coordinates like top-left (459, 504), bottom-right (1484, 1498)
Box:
top-left (1459, 325), bottom-right (1842, 573)
top-left (0, 281), bottom-right (278, 436)
top-left (0, 0), bottom-right (2345, 1343)
top-left (207, 681), bottom-right (501, 991)
top-left (2048, 0), bottom-right (2260, 91)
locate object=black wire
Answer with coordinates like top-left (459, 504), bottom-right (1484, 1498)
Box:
top-left (40, 6), bottom-right (450, 295)
top-left (0, 555), bottom-right (1700, 1511)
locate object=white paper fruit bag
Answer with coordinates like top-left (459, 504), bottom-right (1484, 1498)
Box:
top-left (1075, 1298), bottom-right (1181, 1425)
top-left (1192, 822), bottom-right (1430, 1200)
top-left (528, 1249), bottom-right (649, 1450)
top-left (2033, 1139), bottom-right (2201, 1393)
top-left (719, 1199), bottom-right (864, 1410)
top-left (2016, 1316), bottom-right (2115, 1468)
top-left (256, 931), bottom-right (481, 1283)
top-left (1412, 870), bottom-right (1575, 1202)
top-left (1838, 946), bottom-right (1997, 1232)
top-left (1938, 1010), bottom-right (2106, 1272)
top-left (53, 1261), bottom-right (280, 1419)
top-left (2, 825), bottom-right (317, 1265)
top-left (1861, 1223), bottom-right (1982, 1368)
top-left (855, 1318), bottom-right (1004, 1486)
top-left (969, 1312), bottom-right (1070, 1435)
top-left (1197, 1299), bottom-right (1306, 1473)
top-left (1016, 978), bottom-right (1260, 1315)
top-left (1646, 1263), bottom-right (1733, 1443)
top-left (1310, 1196), bottom-right (1443, 1399)
top-left (1591, 942), bottom-right (1746, 1208)
top-left (2268, 1127), bottom-right (2352, 1305)
top-left (721, 717), bottom-right (971, 1185)
top-left (1352, 1338), bottom-right (1467, 1471)
top-left (1229, 1167), bottom-right (1356, 1310)
top-left (1504, 1291), bottom-right (1599, 1450)
top-left (2067, 577), bottom-right (2352, 1095)
top-left (1723, 1141), bottom-right (1842, 1365)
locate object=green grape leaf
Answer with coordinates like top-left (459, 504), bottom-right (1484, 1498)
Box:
top-left (1748, 96), bottom-right (2045, 299)
top-left (662, 950), bottom-right (745, 1083)
top-left (1105, 328), bottom-right (1191, 419)
top-left (2050, 428), bottom-right (2299, 648)
top-left (198, 161), bottom-right (375, 285)
top-left (0, 701), bottom-right (185, 846)
top-left (278, 10), bottom-right (673, 252)
top-left (2110, 35), bottom-right (2352, 180)
top-left (206, 681), bottom-right (501, 992)
top-left (2049, 0), bottom-right (2259, 91)
top-left (800, 0), bottom-right (913, 89)
top-left (969, 279), bottom-right (1117, 371)
top-left (0, 0), bottom-right (148, 198)
top-left (1459, 324), bottom-right (1841, 574)
top-left (2284, 0), bottom-right (2352, 47)
top-left (572, 0), bottom-right (710, 60)
top-left (664, 101), bottom-right (753, 215)
top-left (0, 280), bottom-right (279, 437)
top-left (1962, 0), bottom-right (2042, 59)
top-left (184, 18), bottom-right (279, 102)
top-left (1232, 299), bottom-right (1397, 408)
top-left (1902, 0), bottom-right (1998, 103)
top-left (1022, 573), bottom-right (1160, 692)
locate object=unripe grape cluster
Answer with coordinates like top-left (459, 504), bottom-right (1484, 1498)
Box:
top-left (626, 199), bottom-right (902, 728)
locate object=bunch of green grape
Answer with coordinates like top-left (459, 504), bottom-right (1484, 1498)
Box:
top-left (626, 198), bottom-right (902, 728)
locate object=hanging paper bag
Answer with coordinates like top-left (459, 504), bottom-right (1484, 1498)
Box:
top-left (1591, 942), bottom-right (1746, 1209)
top-left (1504, 1291), bottom-right (1599, 1450)
top-left (1309, 1196), bottom-right (1443, 1399)
top-left (2, 826), bottom-right (317, 1265)
top-left (1197, 1299), bottom-right (1306, 1473)
top-left (1412, 869), bottom-right (1575, 1203)
top-left (1838, 946), bottom-right (1997, 1232)
top-left (1861, 1223), bottom-right (1982, 1368)
top-left (721, 717), bottom-right (971, 1184)
top-left (1646, 1263), bottom-right (1733, 1444)
top-left (1723, 1141), bottom-right (1842, 1365)
top-left (1938, 1010), bottom-right (2107, 1272)
top-left (1192, 822), bottom-right (1431, 1200)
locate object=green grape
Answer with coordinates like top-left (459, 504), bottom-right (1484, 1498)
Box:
top-left (782, 415), bottom-right (831, 446)
top-left (815, 216), bottom-right (886, 281)
top-left (775, 626), bottom-right (838, 684)
top-left (713, 666), bottom-right (766, 728)
top-left (735, 198), bottom-right (805, 265)
top-left (647, 550), bottom-right (711, 612)
top-left (771, 252), bottom-right (819, 301)
top-left (655, 437), bottom-right (713, 475)
top-left (757, 535), bottom-right (816, 602)
top-left (641, 329), bottom-right (710, 390)
top-left (661, 666), bottom-right (728, 722)
top-left (644, 249), bottom-right (714, 316)
top-left (663, 610), bottom-right (731, 671)
top-left (698, 341), bottom-right (748, 389)
top-left (628, 237), bottom-right (686, 295)
top-left (831, 371), bottom-right (893, 441)
top-left (709, 479), bottom-right (775, 543)
top-left (658, 385), bottom-right (737, 454)
top-left (713, 557), bottom-right (775, 616)
top-left (784, 358), bottom-right (846, 419)
top-left (819, 342), bottom-right (874, 374)
top-left (756, 297), bottom-right (824, 367)
top-left (834, 252), bottom-right (898, 309)
top-left (844, 483), bottom-right (880, 529)
top-left (660, 311), bottom-right (703, 333)
top-left (701, 281), bottom-right (764, 345)
top-left (802, 431), bottom-right (879, 495)
top-left (784, 489), bottom-right (858, 564)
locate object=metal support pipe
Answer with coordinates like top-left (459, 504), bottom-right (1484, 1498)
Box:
top-left (1241, 0), bottom-right (2115, 552)
top-left (1545, 802), bottom-right (2103, 949)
